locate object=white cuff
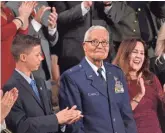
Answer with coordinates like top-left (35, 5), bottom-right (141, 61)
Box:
top-left (81, 2), bottom-right (90, 16)
top-left (61, 125), bottom-right (66, 132)
top-left (48, 27), bottom-right (57, 36)
top-left (0, 121), bottom-right (6, 131)
top-left (31, 19), bottom-right (42, 32)
top-left (104, 5), bottom-right (112, 14)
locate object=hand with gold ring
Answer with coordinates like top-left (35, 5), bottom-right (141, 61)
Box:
top-left (0, 88), bottom-right (18, 124)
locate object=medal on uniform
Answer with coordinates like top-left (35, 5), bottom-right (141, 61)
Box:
top-left (114, 76), bottom-right (124, 93)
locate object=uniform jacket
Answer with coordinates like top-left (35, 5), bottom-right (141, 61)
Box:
top-left (59, 58), bottom-right (137, 133)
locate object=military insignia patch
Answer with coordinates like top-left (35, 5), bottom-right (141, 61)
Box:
top-left (114, 76), bottom-right (124, 93)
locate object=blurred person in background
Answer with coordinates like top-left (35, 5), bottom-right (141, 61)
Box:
top-left (113, 38), bottom-right (165, 133)
top-left (150, 1), bottom-right (165, 27)
top-left (150, 23), bottom-right (165, 86)
top-left (1, 1), bottom-right (36, 87)
top-left (6, 1), bottom-right (59, 93)
top-left (48, 1), bottom-right (112, 75)
top-left (150, 23), bottom-right (165, 133)
top-left (99, 1), bottom-right (159, 58)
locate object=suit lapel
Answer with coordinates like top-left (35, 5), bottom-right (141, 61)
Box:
top-left (81, 58), bottom-right (108, 98)
top-left (14, 71), bottom-right (44, 110)
top-left (91, 76), bottom-right (108, 98)
top-left (40, 39), bottom-right (52, 75)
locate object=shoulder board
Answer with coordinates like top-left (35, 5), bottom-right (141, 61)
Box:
top-left (66, 64), bottom-right (83, 74)
top-left (104, 62), bottom-right (121, 70)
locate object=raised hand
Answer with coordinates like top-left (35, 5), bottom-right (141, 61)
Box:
top-left (48, 7), bottom-right (58, 29)
top-left (139, 77), bottom-right (145, 96)
top-left (17, 1), bottom-right (37, 30)
top-left (103, 1), bottom-right (112, 5)
top-left (34, 5), bottom-right (51, 23)
top-left (19, 2), bottom-right (37, 20)
top-left (82, 1), bottom-right (92, 9)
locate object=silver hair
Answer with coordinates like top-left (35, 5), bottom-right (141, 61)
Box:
top-left (83, 25), bottom-right (109, 42)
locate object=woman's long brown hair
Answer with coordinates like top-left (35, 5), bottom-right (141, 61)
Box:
top-left (112, 38), bottom-right (153, 82)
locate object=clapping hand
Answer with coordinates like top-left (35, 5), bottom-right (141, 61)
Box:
top-left (139, 77), bottom-right (145, 96)
top-left (137, 72), bottom-right (145, 96)
top-left (34, 5), bottom-right (51, 24)
top-left (19, 2), bottom-right (37, 21)
top-left (103, 1), bottom-right (112, 6)
top-left (0, 88), bottom-right (18, 124)
top-left (56, 105), bottom-right (83, 125)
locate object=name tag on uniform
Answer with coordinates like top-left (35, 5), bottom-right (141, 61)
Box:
top-left (114, 76), bottom-right (124, 93)
top-left (88, 92), bottom-right (100, 96)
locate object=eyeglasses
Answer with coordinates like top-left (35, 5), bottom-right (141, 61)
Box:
top-left (85, 40), bottom-right (109, 47)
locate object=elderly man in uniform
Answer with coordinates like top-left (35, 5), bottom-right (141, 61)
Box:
top-left (59, 25), bottom-right (137, 133)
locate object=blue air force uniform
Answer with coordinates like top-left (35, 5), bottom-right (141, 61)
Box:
top-left (59, 58), bottom-right (137, 133)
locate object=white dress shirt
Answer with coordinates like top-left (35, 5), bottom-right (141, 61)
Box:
top-left (0, 121), bottom-right (6, 132)
top-left (81, 2), bottom-right (90, 16)
top-left (163, 54), bottom-right (165, 60)
top-left (31, 19), bottom-right (57, 36)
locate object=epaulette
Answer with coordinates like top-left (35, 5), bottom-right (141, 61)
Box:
top-left (105, 62), bottom-right (122, 70)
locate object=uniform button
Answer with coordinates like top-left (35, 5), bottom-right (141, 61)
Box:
top-left (138, 8), bottom-right (141, 11)
top-left (115, 132), bottom-right (117, 133)
top-left (113, 118), bottom-right (116, 122)
top-left (134, 20), bottom-right (137, 23)
top-left (133, 29), bottom-right (136, 32)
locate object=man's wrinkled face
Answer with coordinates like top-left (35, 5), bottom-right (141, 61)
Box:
top-left (83, 29), bottom-right (109, 62)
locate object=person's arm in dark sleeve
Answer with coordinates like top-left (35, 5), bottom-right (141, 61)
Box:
top-left (59, 73), bottom-right (85, 133)
top-left (3, 85), bottom-right (59, 133)
top-left (104, 1), bottom-right (127, 23)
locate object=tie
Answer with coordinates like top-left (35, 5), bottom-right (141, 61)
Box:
top-left (97, 68), bottom-right (106, 81)
top-left (97, 68), bottom-right (108, 90)
top-left (30, 80), bottom-right (41, 101)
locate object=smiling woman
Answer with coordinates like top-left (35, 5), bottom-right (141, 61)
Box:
top-left (113, 38), bottom-right (151, 80)
top-left (113, 38), bottom-right (165, 133)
